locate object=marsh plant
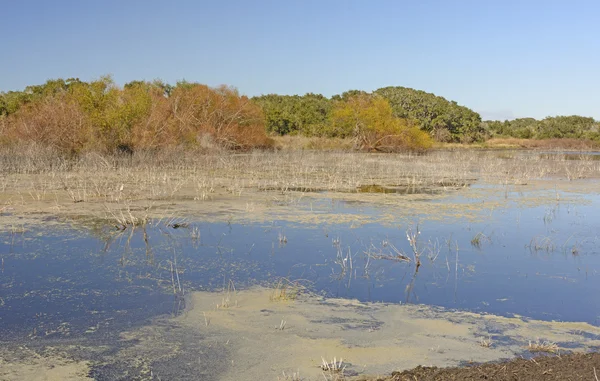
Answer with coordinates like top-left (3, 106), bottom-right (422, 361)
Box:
top-left (4, 149), bottom-right (600, 208)
top-left (528, 339), bottom-right (559, 354)
top-left (270, 278), bottom-right (309, 302)
top-left (406, 225), bottom-right (423, 269)
top-left (470, 232), bottom-right (491, 249)
top-left (321, 357), bottom-right (346, 381)
top-left (479, 335), bottom-right (494, 348)
top-left (278, 370), bottom-right (301, 381)
top-left (528, 235), bottom-right (555, 253)
top-left (217, 280), bottom-right (237, 309)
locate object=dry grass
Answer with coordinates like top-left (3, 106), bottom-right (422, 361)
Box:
top-left (217, 280), bottom-right (237, 309)
top-left (271, 135), bottom-right (354, 151)
top-left (1, 146), bottom-right (599, 228)
top-left (321, 357), bottom-right (346, 380)
top-left (270, 278), bottom-right (310, 302)
top-left (479, 336), bottom-right (493, 348)
top-left (278, 369), bottom-right (302, 381)
top-left (528, 339), bottom-right (559, 353)
top-left (485, 137), bottom-right (600, 150)
top-left (3, 145), bottom-right (600, 187)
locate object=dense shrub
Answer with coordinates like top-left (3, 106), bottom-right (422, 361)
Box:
top-left (374, 86), bottom-right (483, 143)
top-left (251, 93), bottom-right (331, 136)
top-left (3, 77), bottom-right (597, 153)
top-left (485, 116), bottom-right (600, 141)
top-left (1, 78), bottom-right (272, 154)
top-left (253, 87), bottom-right (483, 143)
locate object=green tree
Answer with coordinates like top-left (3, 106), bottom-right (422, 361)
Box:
top-left (252, 93), bottom-right (331, 136)
top-left (485, 116), bottom-right (600, 141)
top-left (374, 86), bottom-right (483, 142)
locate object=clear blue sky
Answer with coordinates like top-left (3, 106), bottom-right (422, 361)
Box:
top-left (2, 0), bottom-right (598, 120)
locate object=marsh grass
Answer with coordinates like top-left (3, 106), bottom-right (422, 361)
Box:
top-left (479, 335), bottom-right (494, 348)
top-left (528, 339), bottom-right (559, 354)
top-left (528, 236), bottom-right (555, 253)
top-left (217, 280), bottom-right (237, 309)
top-left (470, 232), bottom-right (491, 249)
top-left (320, 357), bottom-right (346, 380)
top-left (3, 147), bottom-right (600, 193)
top-left (270, 278), bottom-right (309, 302)
top-left (278, 370), bottom-right (302, 381)
top-left (105, 203), bottom-right (150, 229)
top-left (3, 148), bottom-right (600, 231)
top-left (365, 241), bottom-right (410, 262)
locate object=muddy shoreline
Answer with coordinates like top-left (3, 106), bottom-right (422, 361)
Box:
top-left (2, 287), bottom-right (600, 380)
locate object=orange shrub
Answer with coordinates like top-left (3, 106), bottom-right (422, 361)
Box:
top-left (168, 84), bottom-right (272, 150)
top-left (1, 79), bottom-right (273, 154)
top-left (5, 94), bottom-right (92, 155)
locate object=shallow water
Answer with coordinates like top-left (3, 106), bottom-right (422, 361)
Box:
top-left (1, 179), bottom-right (600, 345)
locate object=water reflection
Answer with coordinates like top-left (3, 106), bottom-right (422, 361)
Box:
top-left (1, 188), bottom-right (600, 341)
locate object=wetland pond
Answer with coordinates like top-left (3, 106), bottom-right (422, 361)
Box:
top-left (1, 150), bottom-right (600, 380)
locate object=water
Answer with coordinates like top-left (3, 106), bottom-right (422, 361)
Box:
top-left (1, 181), bottom-right (600, 343)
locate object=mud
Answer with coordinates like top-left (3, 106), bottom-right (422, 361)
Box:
top-left (123, 287), bottom-right (600, 380)
top-left (2, 287), bottom-right (599, 380)
top-left (372, 352), bottom-right (600, 381)
top-left (0, 346), bottom-right (92, 381)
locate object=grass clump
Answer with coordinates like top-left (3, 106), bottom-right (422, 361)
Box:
top-left (470, 232), bottom-right (490, 249)
top-left (528, 236), bottom-right (555, 252)
top-left (270, 278), bottom-right (308, 302)
top-left (479, 335), bottom-right (493, 348)
top-left (528, 339), bottom-right (559, 353)
top-left (321, 357), bottom-right (346, 380)
top-left (217, 280), bottom-right (237, 309)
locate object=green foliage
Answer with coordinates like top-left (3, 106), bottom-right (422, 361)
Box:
top-left (3, 77), bottom-right (598, 152)
top-left (327, 94), bottom-right (432, 152)
top-left (373, 86), bottom-right (483, 142)
top-left (331, 90), bottom-right (369, 102)
top-left (252, 93), bottom-right (331, 136)
top-left (1, 91), bottom-right (33, 116)
top-left (486, 116), bottom-right (600, 140)
top-left (537, 116), bottom-right (598, 139)
top-left (254, 87), bottom-right (484, 144)
top-left (0, 78), bottom-right (83, 117)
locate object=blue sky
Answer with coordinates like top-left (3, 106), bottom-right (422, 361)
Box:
top-left (2, 0), bottom-right (598, 120)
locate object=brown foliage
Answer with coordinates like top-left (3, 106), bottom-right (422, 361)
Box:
top-left (1, 80), bottom-right (272, 154)
top-left (6, 94), bottom-right (91, 155)
top-left (168, 85), bottom-right (272, 150)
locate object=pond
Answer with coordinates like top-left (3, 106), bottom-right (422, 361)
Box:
top-left (2, 179), bottom-right (599, 347)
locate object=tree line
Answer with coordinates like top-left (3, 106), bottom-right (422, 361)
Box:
top-left (1, 77), bottom-right (598, 155)
top-left (483, 116), bottom-right (600, 141)
top-left (253, 86), bottom-right (484, 143)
